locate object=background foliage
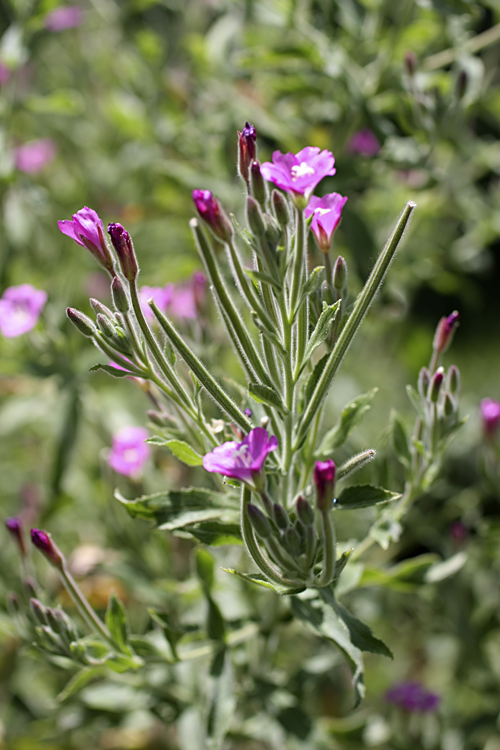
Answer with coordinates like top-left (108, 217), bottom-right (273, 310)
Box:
top-left (1, 0), bottom-right (500, 748)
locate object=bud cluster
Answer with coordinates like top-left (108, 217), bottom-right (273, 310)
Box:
top-left (29, 597), bottom-right (81, 660)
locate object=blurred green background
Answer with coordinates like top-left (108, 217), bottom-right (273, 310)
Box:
top-left (1, 0), bottom-right (500, 748)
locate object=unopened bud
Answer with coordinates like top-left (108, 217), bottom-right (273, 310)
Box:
top-left (5, 517), bottom-right (26, 556)
top-left (238, 122), bottom-right (257, 185)
top-left (24, 577), bottom-right (38, 597)
top-left (247, 504), bottom-right (272, 538)
top-left (333, 256), bottom-right (347, 298)
top-left (111, 276), bottom-right (129, 313)
top-left (456, 69), bottom-right (467, 100)
top-left (447, 365), bottom-right (460, 396)
top-left (272, 189), bottom-right (289, 227)
top-left (314, 459), bottom-right (336, 511)
top-left (250, 160), bottom-right (267, 207)
top-left (90, 298), bottom-right (114, 318)
top-left (283, 526), bottom-right (301, 556)
top-left (296, 496), bottom-right (315, 526)
top-left (147, 410), bottom-right (173, 428)
top-left (96, 312), bottom-right (116, 339)
top-left (30, 529), bottom-right (64, 570)
top-left (246, 195), bottom-right (266, 239)
top-left (192, 190), bottom-right (233, 244)
top-left (443, 392), bottom-right (455, 417)
top-left (433, 311), bottom-right (460, 354)
top-left (405, 51), bottom-right (418, 77)
top-left (321, 280), bottom-right (335, 306)
top-left (480, 398), bottom-right (500, 440)
top-left (66, 308), bottom-right (96, 338)
top-left (30, 598), bottom-right (49, 626)
top-left (429, 367), bottom-right (445, 403)
top-left (107, 223), bottom-right (139, 282)
top-left (273, 503), bottom-right (289, 530)
top-left (7, 592), bottom-right (21, 616)
top-left (418, 367), bottom-right (431, 398)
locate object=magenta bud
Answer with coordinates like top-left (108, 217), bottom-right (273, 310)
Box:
top-left (107, 223), bottom-right (139, 282)
top-left (405, 51), bottom-right (418, 77)
top-left (111, 276), bottom-right (129, 313)
top-left (244, 408), bottom-right (252, 418)
top-left (192, 190), bottom-right (233, 244)
top-left (480, 398), bottom-right (500, 440)
top-left (5, 517), bottom-right (26, 556)
top-left (429, 367), bottom-right (445, 403)
top-left (66, 307), bottom-right (96, 337)
top-left (433, 311), bottom-right (460, 354)
top-left (314, 459), bottom-right (336, 511)
top-left (30, 529), bottom-right (64, 569)
top-left (238, 122), bottom-right (257, 185)
top-left (250, 160), bottom-right (267, 207)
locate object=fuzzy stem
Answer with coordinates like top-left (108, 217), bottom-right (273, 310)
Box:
top-left (315, 510), bottom-right (336, 587)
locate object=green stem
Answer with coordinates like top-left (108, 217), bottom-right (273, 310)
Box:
top-left (288, 208), bottom-right (306, 319)
top-left (295, 201), bottom-right (416, 447)
top-left (228, 239), bottom-right (277, 332)
top-left (315, 510), bottom-right (336, 587)
top-left (424, 22), bottom-right (500, 71)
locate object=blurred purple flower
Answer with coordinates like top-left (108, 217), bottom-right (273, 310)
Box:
top-left (58, 207), bottom-right (114, 274)
top-left (261, 147), bottom-right (336, 204)
top-left (480, 398), bottom-right (500, 439)
top-left (0, 62), bottom-right (10, 85)
top-left (305, 193), bottom-right (348, 252)
top-left (450, 520), bottom-right (467, 543)
top-left (5, 517), bottom-right (26, 556)
top-left (348, 129), bottom-right (380, 157)
top-left (15, 139), bottom-right (56, 173)
top-left (169, 272), bottom-right (207, 320)
top-left (139, 285), bottom-right (172, 320)
top-left (44, 6), bottom-right (83, 31)
top-left (203, 427), bottom-right (278, 486)
top-left (386, 682), bottom-right (440, 712)
top-left (108, 427), bottom-right (150, 477)
top-left (30, 528), bottom-right (64, 568)
top-left (0, 284), bottom-right (47, 337)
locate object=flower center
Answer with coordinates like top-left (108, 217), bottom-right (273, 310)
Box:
top-left (231, 444), bottom-right (252, 467)
top-left (314, 207), bottom-right (331, 216)
top-left (122, 448), bottom-right (139, 463)
top-left (291, 162), bottom-right (315, 181)
top-left (11, 303), bottom-right (31, 325)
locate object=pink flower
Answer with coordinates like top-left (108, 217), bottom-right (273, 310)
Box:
top-left (15, 139), bottom-right (56, 173)
top-left (0, 284), bottom-right (47, 337)
top-left (304, 193), bottom-right (348, 252)
top-left (433, 311), bottom-right (460, 354)
top-left (30, 529), bottom-right (64, 569)
top-left (348, 129), bottom-right (380, 157)
top-left (203, 427), bottom-right (278, 487)
top-left (192, 190), bottom-right (233, 243)
top-left (5, 517), bottom-right (26, 556)
top-left (314, 459), bottom-right (336, 510)
top-left (44, 6), bottom-right (83, 31)
top-left (260, 147), bottom-right (336, 205)
top-left (139, 285), bottom-right (172, 320)
top-left (108, 427), bottom-right (150, 477)
top-left (480, 398), bottom-right (500, 439)
top-left (169, 272), bottom-right (207, 320)
top-left (0, 62), bottom-right (10, 85)
top-left (58, 207), bottom-right (114, 274)
top-left (385, 682), bottom-right (440, 713)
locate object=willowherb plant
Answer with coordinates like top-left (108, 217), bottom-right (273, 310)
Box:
top-left (10, 124), bottom-right (464, 715)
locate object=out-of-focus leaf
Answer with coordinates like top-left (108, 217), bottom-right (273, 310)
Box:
top-left (105, 592), bottom-right (131, 656)
top-left (334, 484), bottom-right (401, 510)
top-left (164, 439), bottom-right (203, 466)
top-left (115, 487), bottom-right (238, 526)
top-left (317, 388), bottom-right (378, 456)
top-left (57, 666), bottom-right (106, 702)
top-left (301, 300), bottom-right (341, 370)
top-left (206, 648), bottom-right (235, 750)
top-left (222, 568), bottom-right (305, 596)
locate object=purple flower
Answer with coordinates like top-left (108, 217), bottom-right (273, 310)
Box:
top-left (139, 285), bottom-right (172, 320)
top-left (480, 398), bottom-right (500, 439)
top-left (192, 190), bottom-right (233, 243)
top-left (15, 139), bottom-right (56, 174)
top-left (0, 284), bottom-right (47, 337)
top-left (59, 207), bottom-right (114, 274)
top-left (30, 528), bottom-right (64, 569)
top-left (203, 427), bottom-right (278, 487)
top-left (169, 272), bottom-right (207, 320)
top-left (314, 459), bottom-right (336, 511)
top-left (0, 62), bottom-right (10, 85)
top-left (348, 129), bottom-right (380, 157)
top-left (385, 682), bottom-right (440, 713)
top-left (44, 6), bottom-right (83, 31)
top-left (108, 427), bottom-right (150, 477)
top-left (260, 147), bottom-right (336, 205)
top-left (304, 193), bottom-right (348, 252)
top-left (433, 310), bottom-right (460, 354)
top-left (5, 517), bottom-right (26, 556)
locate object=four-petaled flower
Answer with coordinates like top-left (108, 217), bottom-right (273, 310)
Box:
top-left (44, 6), bottom-right (83, 31)
top-left (15, 139), bottom-right (56, 174)
top-left (58, 207), bottom-right (114, 274)
top-left (0, 284), bottom-right (47, 338)
top-left (260, 147), bottom-right (336, 206)
top-left (108, 427), bottom-right (150, 477)
top-left (203, 427), bottom-right (278, 488)
top-left (385, 681), bottom-right (440, 713)
top-left (305, 193), bottom-right (348, 252)
top-left (480, 398), bottom-right (500, 439)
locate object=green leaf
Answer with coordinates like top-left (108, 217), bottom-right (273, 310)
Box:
top-left (222, 568), bottom-right (305, 596)
top-left (391, 412), bottom-right (411, 466)
top-left (90, 363), bottom-right (142, 378)
top-left (425, 551), bottom-right (467, 583)
top-left (245, 268), bottom-right (282, 292)
top-left (248, 383), bottom-right (288, 414)
top-left (196, 548), bottom-right (215, 593)
top-left (207, 598), bottom-right (226, 642)
top-left (334, 484), bottom-right (401, 510)
top-left (206, 648), bottom-right (235, 750)
top-left (301, 301), bottom-right (341, 371)
top-left (359, 553), bottom-right (439, 592)
top-left (105, 592), bottom-right (131, 655)
top-left (317, 388), bottom-right (378, 456)
top-left (148, 609), bottom-right (185, 660)
top-left (187, 522), bottom-right (243, 546)
top-left (304, 353), bottom-right (329, 404)
top-left (276, 705), bottom-right (313, 740)
top-left (369, 513), bottom-right (403, 550)
top-left (165, 439), bottom-right (203, 466)
top-left (57, 666), bottom-right (106, 702)
top-left (406, 384), bottom-right (426, 419)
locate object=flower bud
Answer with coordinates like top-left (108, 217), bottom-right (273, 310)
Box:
top-left (260, 415), bottom-right (270, 429)
top-left (405, 51), bottom-right (418, 77)
top-left (447, 365), bottom-right (460, 396)
top-left (7, 592), bottom-right (21, 616)
top-left (107, 223), bottom-right (139, 282)
top-left (272, 189), bottom-right (289, 228)
top-left (250, 160), bottom-right (267, 207)
top-left (246, 195), bottom-right (266, 239)
top-left (192, 190), bottom-right (233, 244)
top-left (480, 398), bottom-right (500, 440)
top-left (443, 392), bottom-right (455, 418)
top-left (418, 367), bottom-right (431, 398)
top-left (333, 256), bottom-right (348, 298)
top-left (273, 503), bottom-right (289, 530)
top-left (314, 459), bottom-right (336, 511)
top-left (283, 526), bottom-right (301, 556)
top-left (111, 276), bottom-right (129, 313)
top-left (30, 598), bottom-right (49, 626)
top-left (337, 449), bottom-right (376, 480)
top-left (321, 280), bottom-right (335, 306)
top-left (429, 367), bottom-right (445, 403)
top-left (66, 307), bottom-right (96, 337)
top-left (24, 576), bottom-right (38, 598)
top-left (238, 122), bottom-right (257, 185)
top-left (5, 516), bottom-right (26, 556)
top-left (296, 495), bottom-right (315, 526)
top-left (96, 312), bottom-right (116, 339)
top-left (244, 408), bottom-right (252, 418)
top-left (247, 504), bottom-right (272, 538)
top-left (433, 311), bottom-right (460, 354)
top-left (30, 529), bottom-right (64, 570)
top-left (90, 298), bottom-right (114, 318)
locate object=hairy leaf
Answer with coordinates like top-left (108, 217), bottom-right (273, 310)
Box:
top-left (334, 484), bottom-right (401, 510)
top-left (317, 388), bottom-right (378, 456)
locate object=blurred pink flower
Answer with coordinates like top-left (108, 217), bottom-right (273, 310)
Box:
top-left (0, 62), bottom-right (10, 85)
top-left (139, 285), bottom-right (172, 320)
top-left (348, 129), bottom-right (380, 157)
top-left (0, 284), bottom-right (47, 337)
top-left (140, 272), bottom-right (206, 321)
top-left (108, 427), bottom-right (150, 477)
top-left (15, 139), bottom-right (56, 174)
top-left (480, 398), bottom-right (500, 439)
top-left (44, 6), bottom-right (83, 31)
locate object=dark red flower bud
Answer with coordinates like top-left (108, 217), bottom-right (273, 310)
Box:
top-left (107, 223), bottom-right (139, 282)
top-left (314, 459), bottom-right (336, 511)
top-left (30, 528), bottom-right (64, 569)
top-left (5, 517), bottom-right (26, 556)
top-left (192, 190), bottom-right (233, 243)
top-left (238, 122), bottom-right (257, 184)
top-left (433, 311), bottom-right (459, 354)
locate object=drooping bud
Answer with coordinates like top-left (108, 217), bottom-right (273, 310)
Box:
top-left (296, 496), bottom-right (315, 526)
top-left (66, 307), bottom-right (96, 337)
top-left (5, 517), bottom-right (26, 556)
top-left (480, 398), bottom-right (500, 440)
top-left (418, 367), bottom-right (431, 398)
top-left (273, 503), bottom-right (289, 530)
top-left (250, 160), bottom-right (267, 207)
top-left (247, 504), bottom-right (272, 538)
top-left (30, 529), bottom-right (64, 570)
top-left (192, 190), bottom-right (233, 244)
top-left (433, 311), bottom-right (460, 354)
top-left (111, 276), bottom-right (129, 313)
top-left (332, 256), bottom-right (348, 298)
top-left (447, 365), bottom-right (460, 396)
top-left (429, 367), bottom-right (445, 403)
top-left (405, 51), bottom-right (418, 77)
top-left (107, 223), bottom-right (139, 282)
top-left (272, 189), bottom-right (289, 228)
top-left (246, 195), bottom-right (266, 238)
top-left (314, 459), bottom-right (336, 511)
top-left (237, 122), bottom-right (257, 185)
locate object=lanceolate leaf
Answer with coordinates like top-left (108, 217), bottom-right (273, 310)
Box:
top-left (222, 568), bottom-right (305, 596)
top-left (317, 388), bottom-right (378, 456)
top-left (248, 383), bottom-right (288, 414)
top-left (105, 592), bottom-right (131, 655)
top-left (304, 353), bottom-right (329, 404)
top-left (334, 484), bottom-right (401, 510)
top-left (165, 439), bottom-right (204, 466)
top-left (301, 300), bottom-right (341, 371)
